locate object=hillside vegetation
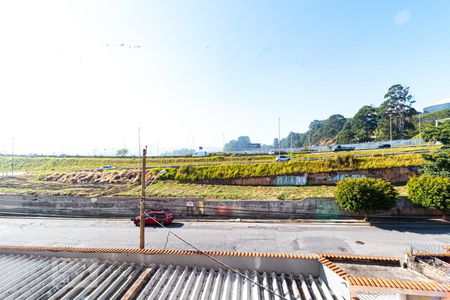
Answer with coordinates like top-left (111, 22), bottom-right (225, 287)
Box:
top-left (173, 153), bottom-right (422, 181)
top-left (0, 146), bottom-right (433, 173)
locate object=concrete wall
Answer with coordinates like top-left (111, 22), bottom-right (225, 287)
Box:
top-left (0, 194), bottom-right (442, 219)
top-left (321, 265), bottom-right (350, 300)
top-left (202, 197), bottom-right (442, 219)
top-left (199, 167), bottom-right (419, 186)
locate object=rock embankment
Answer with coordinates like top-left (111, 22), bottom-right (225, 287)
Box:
top-left (39, 170), bottom-right (154, 185)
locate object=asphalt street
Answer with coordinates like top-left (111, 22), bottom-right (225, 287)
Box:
top-left (0, 217), bottom-right (448, 257)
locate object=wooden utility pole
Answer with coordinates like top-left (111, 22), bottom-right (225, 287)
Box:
top-left (139, 147), bottom-right (147, 249)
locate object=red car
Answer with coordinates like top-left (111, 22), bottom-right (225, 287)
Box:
top-left (131, 210), bottom-right (174, 226)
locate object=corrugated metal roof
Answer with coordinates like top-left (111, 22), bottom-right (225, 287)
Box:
top-left (0, 253), bottom-right (336, 300)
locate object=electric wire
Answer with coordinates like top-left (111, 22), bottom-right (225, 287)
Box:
top-left (144, 215), bottom-right (289, 300)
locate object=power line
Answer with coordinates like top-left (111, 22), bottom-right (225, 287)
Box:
top-left (145, 215), bottom-right (289, 300)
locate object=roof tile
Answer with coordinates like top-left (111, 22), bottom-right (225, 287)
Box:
top-left (0, 244), bottom-right (319, 260)
top-left (349, 277), bottom-right (449, 292)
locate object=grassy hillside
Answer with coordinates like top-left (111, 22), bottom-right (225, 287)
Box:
top-left (0, 177), bottom-right (409, 200)
top-left (119, 180), bottom-right (409, 200)
top-left (173, 153), bottom-right (423, 181)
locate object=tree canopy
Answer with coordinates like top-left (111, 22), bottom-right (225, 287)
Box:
top-left (116, 148), bottom-right (129, 157)
top-left (423, 120), bottom-right (450, 145)
top-left (224, 136), bottom-right (257, 151)
top-left (422, 120), bottom-right (450, 178)
top-left (276, 84), bottom-right (419, 147)
top-left (352, 106), bottom-right (377, 142)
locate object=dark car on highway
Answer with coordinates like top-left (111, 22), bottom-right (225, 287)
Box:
top-left (131, 209), bottom-right (174, 226)
top-left (333, 145), bottom-right (356, 152)
top-left (377, 144), bottom-right (391, 149)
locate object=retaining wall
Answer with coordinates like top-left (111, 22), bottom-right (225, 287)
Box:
top-left (0, 194), bottom-right (441, 219)
top-left (199, 166), bottom-right (419, 186)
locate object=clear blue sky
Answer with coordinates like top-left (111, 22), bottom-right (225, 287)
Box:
top-left (1, 0), bottom-right (449, 155)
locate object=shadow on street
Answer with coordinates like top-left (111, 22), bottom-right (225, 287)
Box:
top-left (370, 219), bottom-right (450, 234)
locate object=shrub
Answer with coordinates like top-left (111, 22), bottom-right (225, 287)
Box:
top-left (335, 154), bottom-right (355, 168)
top-left (407, 175), bottom-right (450, 219)
top-left (150, 168), bottom-right (176, 180)
top-left (175, 165), bottom-right (199, 181)
top-left (422, 146), bottom-right (450, 178)
top-left (335, 177), bottom-right (398, 217)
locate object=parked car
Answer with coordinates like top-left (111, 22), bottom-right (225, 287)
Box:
top-left (333, 145), bottom-right (355, 152)
top-left (192, 150), bottom-right (208, 157)
top-left (269, 149), bottom-right (287, 155)
top-left (98, 165), bottom-right (114, 171)
top-left (275, 155), bottom-right (291, 162)
top-left (377, 144), bottom-right (391, 149)
top-left (131, 209), bottom-right (174, 226)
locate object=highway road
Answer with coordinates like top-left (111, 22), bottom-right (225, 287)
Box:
top-left (0, 217), bottom-right (448, 257)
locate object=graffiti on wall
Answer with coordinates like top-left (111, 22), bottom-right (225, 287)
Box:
top-left (330, 174), bottom-right (365, 183)
top-left (275, 175), bottom-right (307, 186)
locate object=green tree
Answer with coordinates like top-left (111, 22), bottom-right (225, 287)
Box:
top-left (422, 149), bottom-right (450, 178)
top-left (272, 138), bottom-right (279, 148)
top-left (307, 120), bottom-right (325, 144)
top-left (279, 132), bottom-right (302, 148)
top-left (224, 136), bottom-right (252, 151)
top-left (335, 120), bottom-right (355, 144)
top-left (422, 120), bottom-right (450, 177)
top-left (335, 177), bottom-right (398, 218)
top-left (423, 120), bottom-right (450, 145)
top-left (377, 85), bottom-right (417, 139)
top-left (407, 175), bottom-right (450, 220)
top-left (116, 148), bottom-right (129, 157)
top-left (309, 115), bottom-right (346, 144)
top-left (352, 106), bottom-right (377, 142)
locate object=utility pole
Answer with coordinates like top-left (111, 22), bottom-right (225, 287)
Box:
top-left (11, 138), bottom-right (14, 176)
top-left (222, 133), bottom-right (225, 152)
top-left (278, 117), bottom-right (281, 155)
top-left (290, 132), bottom-right (293, 155)
top-left (139, 147), bottom-right (147, 249)
top-left (138, 127), bottom-right (141, 157)
top-left (192, 136), bottom-right (195, 151)
top-left (389, 115), bottom-right (393, 142)
top-left (418, 115), bottom-right (422, 140)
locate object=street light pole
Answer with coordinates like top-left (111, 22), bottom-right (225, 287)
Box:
top-left (278, 117), bottom-right (281, 155)
top-left (139, 147), bottom-right (147, 249)
top-left (138, 127), bottom-right (141, 158)
top-left (11, 138), bottom-right (14, 176)
top-left (290, 132), bottom-right (293, 156)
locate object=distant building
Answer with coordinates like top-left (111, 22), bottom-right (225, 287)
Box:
top-left (423, 99), bottom-right (450, 113)
top-left (247, 143), bottom-right (261, 149)
top-left (193, 146), bottom-right (208, 157)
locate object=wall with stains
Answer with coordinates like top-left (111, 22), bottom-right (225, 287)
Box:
top-left (0, 194), bottom-right (442, 219)
top-left (199, 167), bottom-right (419, 186)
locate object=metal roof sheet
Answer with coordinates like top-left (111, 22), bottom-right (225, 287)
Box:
top-left (0, 253), bottom-right (336, 300)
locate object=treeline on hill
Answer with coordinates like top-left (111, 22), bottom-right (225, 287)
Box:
top-left (275, 84), bottom-right (450, 147)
